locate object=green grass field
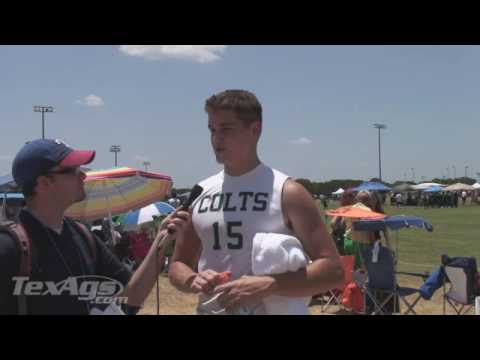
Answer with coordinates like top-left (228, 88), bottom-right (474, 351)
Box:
top-left (323, 201), bottom-right (480, 274)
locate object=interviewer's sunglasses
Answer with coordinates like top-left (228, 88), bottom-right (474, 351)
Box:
top-left (46, 167), bottom-right (82, 176)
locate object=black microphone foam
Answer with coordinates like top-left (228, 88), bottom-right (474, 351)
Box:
top-left (167, 184), bottom-right (203, 235)
top-left (181, 184), bottom-right (204, 210)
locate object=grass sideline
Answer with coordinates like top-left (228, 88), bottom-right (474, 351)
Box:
top-left (322, 201), bottom-right (480, 274)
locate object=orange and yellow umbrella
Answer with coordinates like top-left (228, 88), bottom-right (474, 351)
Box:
top-left (325, 205), bottom-right (386, 219)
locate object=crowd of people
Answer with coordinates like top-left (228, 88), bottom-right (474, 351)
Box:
top-left (390, 190), bottom-right (473, 208)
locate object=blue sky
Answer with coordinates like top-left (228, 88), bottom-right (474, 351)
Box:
top-left (1, 45), bottom-right (479, 187)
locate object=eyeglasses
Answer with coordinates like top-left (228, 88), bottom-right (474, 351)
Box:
top-left (46, 167), bottom-right (82, 176)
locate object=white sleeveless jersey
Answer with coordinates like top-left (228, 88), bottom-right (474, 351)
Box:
top-left (191, 163), bottom-right (292, 314)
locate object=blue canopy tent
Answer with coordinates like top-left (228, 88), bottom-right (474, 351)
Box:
top-left (353, 182), bottom-right (392, 193)
top-left (0, 193), bottom-right (24, 200)
top-left (0, 175), bottom-right (20, 220)
top-left (0, 174), bottom-right (18, 193)
top-left (423, 186), bottom-right (443, 193)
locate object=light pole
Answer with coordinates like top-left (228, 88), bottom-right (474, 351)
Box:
top-left (143, 161), bottom-right (151, 172)
top-left (452, 165), bottom-right (456, 179)
top-left (373, 123), bottom-right (387, 182)
top-left (477, 172), bottom-right (480, 182)
top-left (446, 167), bottom-right (450, 179)
top-left (33, 106), bottom-right (54, 139)
top-left (411, 168), bottom-right (415, 183)
top-left (465, 165), bottom-right (469, 178)
top-left (110, 145), bottom-right (121, 167)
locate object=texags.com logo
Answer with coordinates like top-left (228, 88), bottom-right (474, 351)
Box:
top-left (12, 276), bottom-right (127, 305)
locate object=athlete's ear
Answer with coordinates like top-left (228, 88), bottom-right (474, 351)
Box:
top-left (251, 120), bottom-right (262, 137)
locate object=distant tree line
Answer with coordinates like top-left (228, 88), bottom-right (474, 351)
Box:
top-left (295, 176), bottom-right (478, 197)
top-left (172, 177), bottom-right (477, 198)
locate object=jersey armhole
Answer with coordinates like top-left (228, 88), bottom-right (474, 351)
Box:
top-left (281, 177), bottom-right (293, 231)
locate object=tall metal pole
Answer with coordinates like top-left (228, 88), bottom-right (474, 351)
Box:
top-left (143, 161), bottom-right (151, 172)
top-left (110, 145), bottom-right (121, 167)
top-left (373, 124), bottom-right (386, 182)
top-left (33, 106), bottom-right (54, 140)
top-left (378, 127), bottom-right (381, 181)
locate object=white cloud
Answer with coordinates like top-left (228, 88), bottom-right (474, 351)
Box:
top-left (290, 137), bottom-right (312, 146)
top-left (76, 94), bottom-right (104, 107)
top-left (119, 45), bottom-right (227, 64)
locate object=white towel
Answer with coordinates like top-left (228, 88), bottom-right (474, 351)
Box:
top-left (252, 233), bottom-right (311, 315)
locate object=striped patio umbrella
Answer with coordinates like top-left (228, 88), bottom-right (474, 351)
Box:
top-left (65, 167), bottom-right (173, 222)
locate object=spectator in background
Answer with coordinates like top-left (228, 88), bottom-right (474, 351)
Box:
top-left (461, 190), bottom-right (467, 205)
top-left (395, 192), bottom-right (402, 207)
top-left (369, 191), bottom-right (391, 249)
top-left (454, 191), bottom-right (459, 208)
top-left (322, 196), bottom-right (328, 210)
top-left (330, 189), bottom-right (356, 255)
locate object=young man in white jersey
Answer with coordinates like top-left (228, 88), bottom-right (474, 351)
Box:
top-left (168, 90), bottom-right (344, 314)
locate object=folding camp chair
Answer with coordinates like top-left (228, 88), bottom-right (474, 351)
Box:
top-left (321, 255), bottom-right (355, 312)
top-left (359, 245), bottom-right (427, 315)
top-left (442, 255), bottom-right (478, 315)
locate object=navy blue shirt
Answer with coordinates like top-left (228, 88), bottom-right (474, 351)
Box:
top-left (0, 210), bottom-right (132, 315)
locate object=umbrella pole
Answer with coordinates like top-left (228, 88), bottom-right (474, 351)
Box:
top-left (156, 232), bottom-right (169, 316)
top-left (156, 249), bottom-right (160, 315)
top-left (395, 230), bottom-right (399, 315)
top-left (104, 180), bottom-right (116, 246)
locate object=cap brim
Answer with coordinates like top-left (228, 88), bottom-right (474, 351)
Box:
top-left (60, 150), bottom-right (96, 167)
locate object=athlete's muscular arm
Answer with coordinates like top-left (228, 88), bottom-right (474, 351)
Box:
top-left (214, 179), bottom-right (344, 311)
top-left (168, 211), bottom-right (219, 294)
top-left (269, 179), bottom-right (344, 295)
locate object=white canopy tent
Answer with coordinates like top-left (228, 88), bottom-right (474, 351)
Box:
top-left (411, 182), bottom-right (446, 191)
top-left (473, 183), bottom-right (480, 189)
top-left (444, 183), bottom-right (475, 192)
top-left (332, 188), bottom-right (345, 195)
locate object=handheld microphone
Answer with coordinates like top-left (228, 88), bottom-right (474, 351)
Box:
top-left (167, 184), bottom-right (204, 235)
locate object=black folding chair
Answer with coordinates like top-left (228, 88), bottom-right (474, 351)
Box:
top-left (360, 245), bottom-right (428, 315)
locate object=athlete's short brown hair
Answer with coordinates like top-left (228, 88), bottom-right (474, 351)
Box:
top-left (205, 89), bottom-right (262, 125)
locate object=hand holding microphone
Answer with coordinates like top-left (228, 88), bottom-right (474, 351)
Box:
top-left (157, 185), bottom-right (203, 247)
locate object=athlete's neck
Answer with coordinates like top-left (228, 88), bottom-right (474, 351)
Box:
top-left (224, 157), bottom-right (261, 177)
